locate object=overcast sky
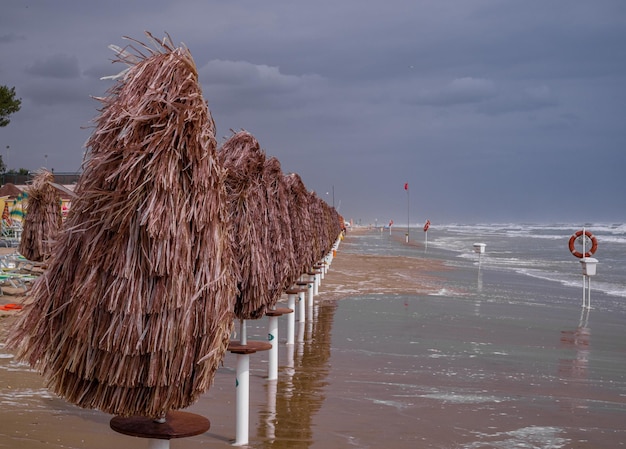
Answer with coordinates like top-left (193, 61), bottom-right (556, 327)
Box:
top-left (1, 1), bottom-right (625, 224)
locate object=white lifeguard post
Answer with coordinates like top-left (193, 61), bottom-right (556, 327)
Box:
top-left (569, 228), bottom-right (599, 309)
top-left (580, 257), bottom-right (598, 309)
top-left (473, 243), bottom-right (486, 264)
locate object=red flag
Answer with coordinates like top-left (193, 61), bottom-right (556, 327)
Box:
top-left (404, 182), bottom-right (408, 191)
top-left (423, 220), bottom-right (430, 232)
top-left (389, 219), bottom-right (393, 226)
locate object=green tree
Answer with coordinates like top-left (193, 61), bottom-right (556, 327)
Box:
top-left (0, 85), bottom-right (22, 127)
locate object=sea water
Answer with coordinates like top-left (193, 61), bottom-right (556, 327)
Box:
top-left (321, 223), bottom-right (626, 448)
top-left (347, 223), bottom-right (626, 312)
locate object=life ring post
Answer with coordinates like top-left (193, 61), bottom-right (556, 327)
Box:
top-left (568, 229), bottom-right (598, 259)
top-left (569, 229), bottom-right (599, 309)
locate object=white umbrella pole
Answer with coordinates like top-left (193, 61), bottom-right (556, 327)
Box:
top-left (148, 439), bottom-right (170, 449)
top-left (307, 274), bottom-right (315, 320)
top-left (286, 292), bottom-right (296, 344)
top-left (234, 353), bottom-right (250, 446)
top-left (313, 271), bottom-right (319, 296)
top-left (267, 314), bottom-right (279, 381)
top-left (298, 290), bottom-right (306, 322)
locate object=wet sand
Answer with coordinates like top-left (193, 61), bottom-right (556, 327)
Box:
top-left (1, 230), bottom-right (625, 448)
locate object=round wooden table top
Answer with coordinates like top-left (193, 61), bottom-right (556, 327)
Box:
top-left (110, 410), bottom-right (210, 440)
top-left (266, 307), bottom-right (293, 317)
top-left (227, 340), bottom-right (272, 354)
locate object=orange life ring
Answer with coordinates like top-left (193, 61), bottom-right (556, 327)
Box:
top-left (568, 230), bottom-right (598, 258)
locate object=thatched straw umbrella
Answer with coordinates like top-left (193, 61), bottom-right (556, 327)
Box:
top-left (284, 173), bottom-right (315, 276)
top-left (262, 157), bottom-right (298, 302)
top-left (9, 33), bottom-right (237, 419)
top-left (318, 200), bottom-right (341, 257)
top-left (307, 192), bottom-right (326, 264)
top-left (219, 130), bottom-right (277, 320)
top-left (0, 182), bottom-right (23, 199)
top-left (18, 169), bottom-right (62, 262)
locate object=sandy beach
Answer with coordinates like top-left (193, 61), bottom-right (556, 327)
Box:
top-left (1, 228), bottom-right (625, 448)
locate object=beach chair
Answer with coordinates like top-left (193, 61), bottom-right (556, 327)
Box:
top-left (0, 252), bottom-right (45, 274)
top-left (0, 220), bottom-right (21, 247)
top-left (0, 272), bottom-right (36, 296)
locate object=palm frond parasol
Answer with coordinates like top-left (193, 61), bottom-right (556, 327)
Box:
top-left (307, 192), bottom-right (326, 264)
top-left (284, 173), bottom-right (314, 275)
top-left (9, 33), bottom-right (237, 418)
top-left (219, 130), bottom-right (277, 319)
top-left (18, 169), bottom-right (62, 262)
top-left (262, 157), bottom-right (298, 302)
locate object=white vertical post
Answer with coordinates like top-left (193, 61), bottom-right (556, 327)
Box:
top-left (148, 439), bottom-right (170, 449)
top-left (582, 228), bottom-right (586, 308)
top-left (240, 319), bottom-right (247, 346)
top-left (298, 290), bottom-right (305, 322)
top-left (313, 268), bottom-right (320, 296)
top-left (267, 315), bottom-right (279, 381)
top-left (581, 276), bottom-right (585, 307)
top-left (286, 293), bottom-right (296, 345)
top-left (297, 321), bottom-right (305, 346)
top-left (307, 276), bottom-right (314, 321)
top-left (234, 354), bottom-right (250, 446)
top-left (585, 276), bottom-right (592, 309)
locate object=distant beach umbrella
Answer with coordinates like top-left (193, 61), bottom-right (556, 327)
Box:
top-left (262, 157), bottom-right (298, 299)
top-left (322, 202), bottom-right (342, 253)
top-left (307, 192), bottom-right (325, 265)
top-left (9, 33), bottom-right (237, 418)
top-left (0, 182), bottom-right (23, 199)
top-left (9, 192), bottom-right (27, 224)
top-left (2, 201), bottom-right (10, 225)
top-left (284, 173), bottom-right (315, 275)
top-left (219, 130), bottom-right (276, 319)
top-left (18, 169), bottom-right (62, 262)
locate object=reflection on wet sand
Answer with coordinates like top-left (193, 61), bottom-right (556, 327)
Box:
top-left (559, 307), bottom-right (591, 413)
top-left (559, 307), bottom-right (591, 383)
top-left (257, 301), bottom-right (336, 448)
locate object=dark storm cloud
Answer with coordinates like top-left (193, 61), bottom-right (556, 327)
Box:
top-left (1, 0), bottom-right (624, 223)
top-left (411, 78), bottom-right (498, 106)
top-left (478, 85), bottom-right (559, 115)
top-left (0, 33), bottom-right (25, 44)
top-left (21, 80), bottom-right (93, 106)
top-left (25, 54), bottom-right (81, 79)
top-left (199, 59), bottom-right (327, 114)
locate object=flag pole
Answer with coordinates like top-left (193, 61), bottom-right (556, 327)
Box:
top-left (405, 182), bottom-right (409, 243)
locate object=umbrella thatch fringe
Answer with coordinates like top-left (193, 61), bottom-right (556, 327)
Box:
top-left (219, 130), bottom-right (275, 320)
top-left (9, 33), bottom-right (236, 418)
top-left (18, 169), bottom-right (62, 262)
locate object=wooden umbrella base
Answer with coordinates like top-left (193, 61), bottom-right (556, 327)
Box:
top-left (265, 307), bottom-right (293, 317)
top-left (228, 340), bottom-right (272, 354)
top-left (110, 410), bottom-right (210, 440)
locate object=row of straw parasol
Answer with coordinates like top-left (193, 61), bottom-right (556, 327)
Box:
top-left (9, 32), bottom-right (342, 419)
